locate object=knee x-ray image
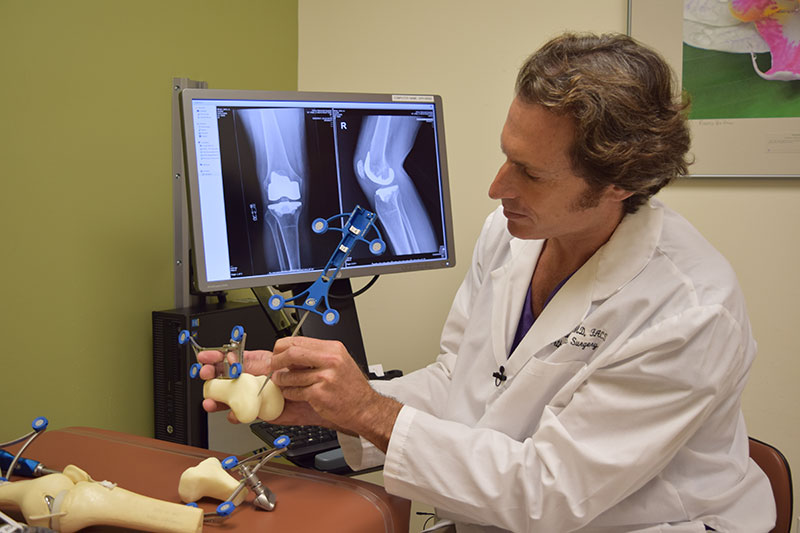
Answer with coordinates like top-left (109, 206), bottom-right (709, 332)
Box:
top-left (217, 107), bottom-right (340, 277)
top-left (237, 108), bottom-right (307, 272)
top-left (352, 115), bottom-right (438, 256)
top-left (214, 104), bottom-right (445, 280)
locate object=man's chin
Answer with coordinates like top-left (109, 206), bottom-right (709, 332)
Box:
top-left (505, 220), bottom-right (538, 240)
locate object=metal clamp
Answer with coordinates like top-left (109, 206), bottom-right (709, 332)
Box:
top-left (194, 435), bottom-right (290, 521)
top-left (178, 325), bottom-right (247, 380)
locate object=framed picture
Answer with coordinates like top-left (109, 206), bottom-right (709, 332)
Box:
top-left (627, 0), bottom-right (800, 178)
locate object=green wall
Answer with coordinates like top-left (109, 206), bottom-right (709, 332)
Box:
top-left (0, 1), bottom-right (298, 442)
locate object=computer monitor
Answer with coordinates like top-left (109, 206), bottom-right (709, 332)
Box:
top-left (179, 89), bottom-right (455, 293)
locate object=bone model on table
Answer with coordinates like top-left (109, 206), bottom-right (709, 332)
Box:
top-left (1, 418), bottom-right (293, 532)
top-left (0, 418), bottom-right (204, 533)
top-left (178, 437), bottom-right (290, 514)
top-left (0, 464), bottom-right (204, 533)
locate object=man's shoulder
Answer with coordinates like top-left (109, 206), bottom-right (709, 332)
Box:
top-left (643, 202), bottom-right (745, 312)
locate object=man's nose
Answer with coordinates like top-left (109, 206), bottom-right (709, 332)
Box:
top-left (488, 161), bottom-right (513, 200)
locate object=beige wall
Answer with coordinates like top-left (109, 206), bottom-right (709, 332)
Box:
top-left (299, 1), bottom-right (799, 530)
top-left (0, 0), bottom-right (298, 442)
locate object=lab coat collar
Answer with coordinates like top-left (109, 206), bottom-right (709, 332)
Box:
top-left (489, 238), bottom-right (542, 367)
top-left (592, 199), bottom-right (663, 301)
top-left (490, 200), bottom-right (663, 370)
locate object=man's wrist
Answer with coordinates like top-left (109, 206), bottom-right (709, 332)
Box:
top-left (352, 392), bottom-right (403, 453)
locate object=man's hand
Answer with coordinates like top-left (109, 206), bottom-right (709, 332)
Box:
top-left (270, 336), bottom-right (402, 452)
top-left (197, 349), bottom-right (272, 380)
top-left (196, 349), bottom-right (273, 423)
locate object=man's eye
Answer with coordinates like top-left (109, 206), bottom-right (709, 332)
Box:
top-left (513, 163), bottom-right (536, 179)
top-left (524, 170), bottom-right (539, 180)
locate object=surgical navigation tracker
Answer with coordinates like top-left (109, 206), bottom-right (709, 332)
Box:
top-left (267, 204), bottom-right (386, 332)
top-left (181, 435), bottom-right (291, 519)
top-left (177, 205), bottom-right (384, 378)
top-left (219, 437), bottom-right (290, 513)
top-left (178, 325), bottom-right (246, 380)
top-left (177, 205), bottom-right (385, 409)
top-left (0, 417), bottom-right (51, 482)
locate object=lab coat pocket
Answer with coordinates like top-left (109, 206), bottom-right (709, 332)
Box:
top-left (479, 358), bottom-right (586, 440)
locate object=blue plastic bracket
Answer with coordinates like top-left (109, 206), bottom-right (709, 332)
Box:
top-left (268, 205), bottom-right (385, 325)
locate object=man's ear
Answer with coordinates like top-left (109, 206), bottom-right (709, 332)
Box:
top-left (606, 185), bottom-right (634, 202)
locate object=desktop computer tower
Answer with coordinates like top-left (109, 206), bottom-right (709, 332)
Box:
top-left (152, 301), bottom-right (279, 449)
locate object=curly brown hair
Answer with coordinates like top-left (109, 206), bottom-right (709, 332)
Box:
top-left (516, 32), bottom-right (692, 213)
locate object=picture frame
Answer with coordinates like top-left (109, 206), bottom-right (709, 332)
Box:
top-left (627, 0), bottom-right (800, 178)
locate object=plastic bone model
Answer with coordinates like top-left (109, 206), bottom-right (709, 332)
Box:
top-left (203, 373), bottom-right (285, 423)
top-left (0, 465), bottom-right (203, 533)
top-left (178, 437), bottom-right (290, 513)
top-left (354, 114), bottom-right (437, 255)
top-left (179, 457), bottom-right (246, 506)
top-left (178, 326), bottom-right (286, 423)
top-left (237, 107), bottom-right (308, 271)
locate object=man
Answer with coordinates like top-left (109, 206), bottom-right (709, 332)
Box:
top-left (200, 33), bottom-right (775, 532)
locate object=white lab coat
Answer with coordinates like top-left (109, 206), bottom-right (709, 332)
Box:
top-left (340, 200), bottom-right (775, 532)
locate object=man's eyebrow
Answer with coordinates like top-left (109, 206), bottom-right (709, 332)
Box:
top-left (501, 148), bottom-right (546, 174)
top-left (499, 140), bottom-right (520, 163)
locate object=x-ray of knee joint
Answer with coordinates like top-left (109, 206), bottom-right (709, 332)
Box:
top-left (236, 108), bottom-right (308, 272)
top-left (353, 115), bottom-right (437, 256)
top-left (186, 90), bottom-right (454, 289)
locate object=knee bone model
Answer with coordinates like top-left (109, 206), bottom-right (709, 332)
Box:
top-left (0, 465), bottom-right (203, 533)
top-left (203, 373), bottom-right (284, 423)
top-left (178, 457), bottom-right (246, 506)
top-left (0, 472), bottom-right (76, 529)
top-left (51, 480), bottom-right (202, 533)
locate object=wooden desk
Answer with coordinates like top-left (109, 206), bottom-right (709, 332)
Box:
top-left (2, 427), bottom-right (409, 532)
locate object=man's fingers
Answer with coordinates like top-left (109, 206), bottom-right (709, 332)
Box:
top-left (203, 398), bottom-right (240, 424)
top-left (271, 367), bottom-right (318, 388)
top-left (198, 364), bottom-right (219, 381)
top-left (203, 397), bottom-right (228, 413)
top-left (279, 386), bottom-right (310, 403)
top-left (196, 350), bottom-right (224, 364)
top-left (271, 336), bottom-right (347, 371)
top-left (271, 344), bottom-right (317, 370)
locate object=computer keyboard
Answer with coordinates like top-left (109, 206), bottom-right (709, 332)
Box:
top-left (250, 421), bottom-right (340, 461)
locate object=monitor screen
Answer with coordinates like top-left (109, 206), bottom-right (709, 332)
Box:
top-left (179, 89), bottom-right (455, 293)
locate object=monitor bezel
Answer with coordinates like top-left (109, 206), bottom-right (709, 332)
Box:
top-left (179, 88), bottom-right (455, 293)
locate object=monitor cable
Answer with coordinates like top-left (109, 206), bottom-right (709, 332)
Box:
top-left (329, 275), bottom-right (380, 300)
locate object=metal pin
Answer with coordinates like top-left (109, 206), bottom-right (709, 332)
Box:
top-left (257, 309), bottom-right (310, 396)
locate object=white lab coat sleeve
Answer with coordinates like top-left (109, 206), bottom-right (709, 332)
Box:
top-left (381, 305), bottom-right (749, 531)
top-left (339, 211), bottom-right (502, 471)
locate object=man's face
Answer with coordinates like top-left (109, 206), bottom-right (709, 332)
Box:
top-left (488, 98), bottom-right (626, 243)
